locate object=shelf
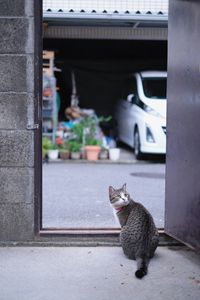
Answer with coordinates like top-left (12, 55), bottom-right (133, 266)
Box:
top-left (43, 97), bottom-right (53, 101)
top-left (43, 132), bottom-right (53, 136)
top-left (43, 51), bottom-right (57, 143)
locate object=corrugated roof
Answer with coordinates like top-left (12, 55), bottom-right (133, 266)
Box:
top-left (43, 0), bottom-right (168, 18)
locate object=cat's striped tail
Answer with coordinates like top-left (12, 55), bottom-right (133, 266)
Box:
top-left (135, 257), bottom-right (148, 279)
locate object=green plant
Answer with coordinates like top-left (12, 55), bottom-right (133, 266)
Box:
top-left (42, 137), bottom-right (58, 151)
top-left (50, 143), bottom-right (58, 150)
top-left (42, 137), bottom-right (52, 156)
top-left (59, 140), bottom-right (70, 151)
top-left (71, 116), bottom-right (97, 143)
top-left (68, 140), bottom-right (82, 152)
top-left (85, 137), bottom-right (102, 146)
top-left (98, 116), bottom-right (112, 123)
top-left (71, 115), bottom-right (112, 146)
top-left (82, 116), bottom-right (100, 146)
top-left (42, 137), bottom-right (52, 150)
top-left (71, 122), bottom-right (85, 143)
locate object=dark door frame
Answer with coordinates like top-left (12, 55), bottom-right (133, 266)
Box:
top-left (35, 1), bottom-right (197, 249)
top-left (34, 1), bottom-right (170, 243)
top-left (34, 0), bottom-right (43, 235)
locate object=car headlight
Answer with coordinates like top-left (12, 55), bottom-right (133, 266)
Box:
top-left (144, 104), bottom-right (162, 118)
top-left (146, 125), bottom-right (155, 143)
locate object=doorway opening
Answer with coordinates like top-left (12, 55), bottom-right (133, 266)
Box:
top-left (41, 38), bottom-right (167, 232)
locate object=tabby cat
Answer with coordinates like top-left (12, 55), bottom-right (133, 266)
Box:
top-left (109, 183), bottom-right (159, 279)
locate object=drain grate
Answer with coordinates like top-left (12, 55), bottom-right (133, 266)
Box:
top-left (130, 172), bottom-right (165, 179)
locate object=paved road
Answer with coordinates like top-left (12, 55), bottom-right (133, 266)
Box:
top-left (43, 161), bottom-right (165, 228)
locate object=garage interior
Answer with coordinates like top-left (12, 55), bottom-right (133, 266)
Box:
top-left (43, 38), bottom-right (167, 124)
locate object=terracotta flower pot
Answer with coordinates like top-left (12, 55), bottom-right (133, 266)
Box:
top-left (59, 150), bottom-right (70, 160)
top-left (85, 145), bottom-right (101, 161)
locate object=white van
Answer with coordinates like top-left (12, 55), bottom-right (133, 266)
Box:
top-left (115, 71), bottom-right (167, 159)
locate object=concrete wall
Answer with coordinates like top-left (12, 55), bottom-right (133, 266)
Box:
top-left (165, 0), bottom-right (200, 249)
top-left (0, 0), bottom-right (37, 241)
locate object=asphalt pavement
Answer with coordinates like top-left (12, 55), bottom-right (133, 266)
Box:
top-left (43, 147), bottom-right (165, 228)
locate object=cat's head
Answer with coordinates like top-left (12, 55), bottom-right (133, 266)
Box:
top-left (109, 183), bottom-right (130, 209)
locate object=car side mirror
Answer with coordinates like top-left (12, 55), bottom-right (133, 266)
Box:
top-left (127, 94), bottom-right (135, 103)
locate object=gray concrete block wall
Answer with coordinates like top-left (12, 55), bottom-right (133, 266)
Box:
top-left (0, 0), bottom-right (36, 241)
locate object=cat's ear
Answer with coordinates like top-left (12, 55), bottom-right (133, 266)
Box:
top-left (109, 186), bottom-right (115, 196)
top-left (122, 183), bottom-right (126, 192)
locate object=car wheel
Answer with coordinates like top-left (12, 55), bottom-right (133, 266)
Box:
top-left (134, 129), bottom-right (143, 160)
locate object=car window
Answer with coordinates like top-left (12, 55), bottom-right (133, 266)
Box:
top-left (142, 78), bottom-right (167, 99)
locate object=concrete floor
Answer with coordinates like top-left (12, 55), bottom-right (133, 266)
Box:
top-left (0, 246), bottom-right (199, 300)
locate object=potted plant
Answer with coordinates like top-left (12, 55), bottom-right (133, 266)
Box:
top-left (70, 115), bottom-right (111, 161)
top-left (59, 140), bottom-right (70, 160)
top-left (42, 137), bottom-right (52, 160)
top-left (68, 140), bottom-right (82, 159)
top-left (76, 116), bottom-right (100, 161)
top-left (42, 137), bottom-right (59, 161)
top-left (48, 143), bottom-right (59, 160)
top-left (84, 137), bottom-right (102, 161)
top-left (99, 146), bottom-right (109, 160)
